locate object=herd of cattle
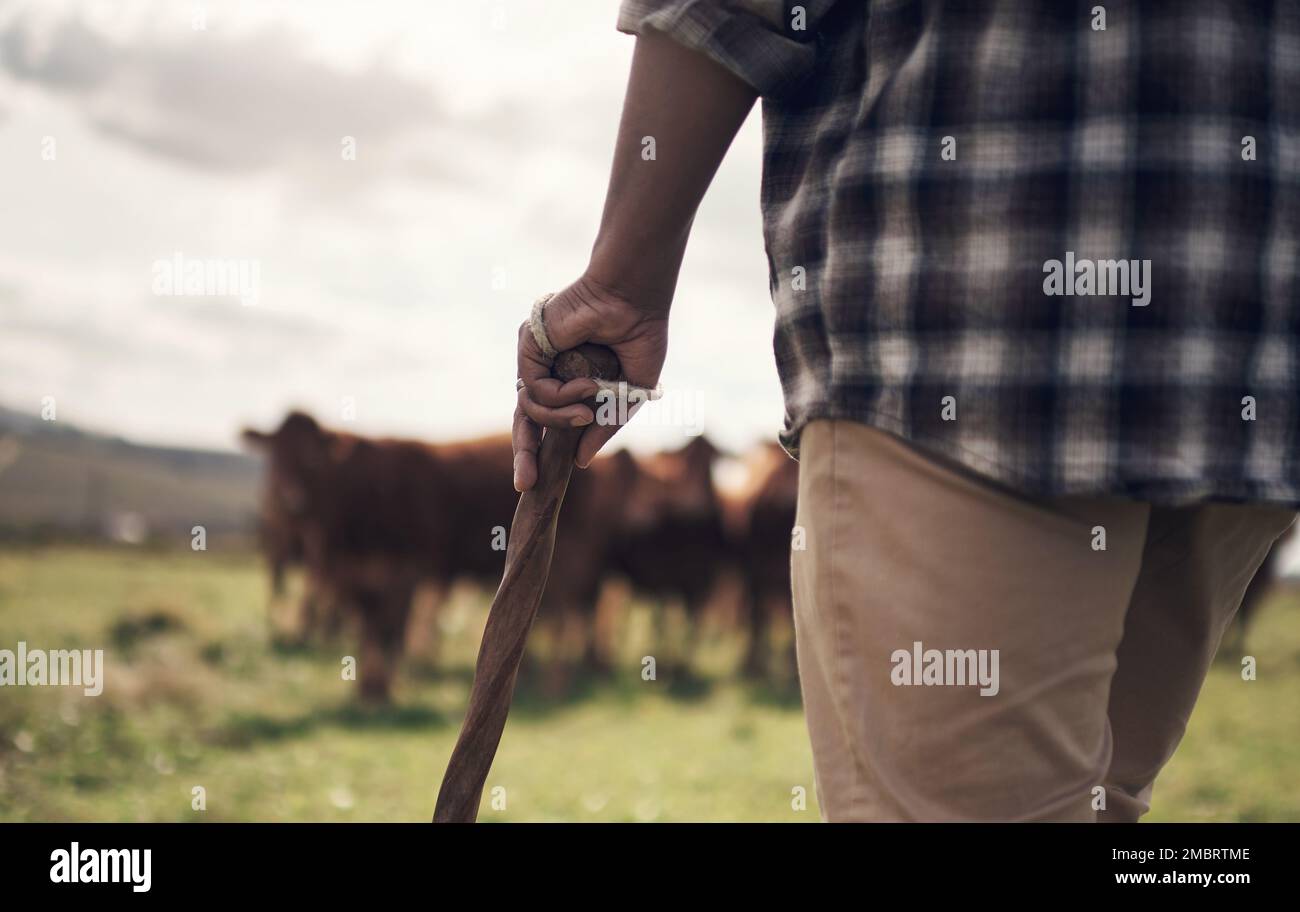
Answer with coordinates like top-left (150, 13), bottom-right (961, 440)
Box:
top-left (240, 411), bottom-right (1291, 703)
top-left (241, 412), bottom-right (799, 701)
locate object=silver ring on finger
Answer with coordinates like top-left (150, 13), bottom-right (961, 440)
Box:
top-left (515, 378), bottom-right (526, 393)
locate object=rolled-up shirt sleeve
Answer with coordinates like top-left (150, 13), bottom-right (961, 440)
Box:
top-left (616, 0), bottom-right (835, 98)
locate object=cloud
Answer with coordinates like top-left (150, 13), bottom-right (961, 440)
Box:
top-left (0, 11), bottom-right (446, 177)
top-left (0, 2), bottom-right (784, 454)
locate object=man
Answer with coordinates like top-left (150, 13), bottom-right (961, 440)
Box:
top-left (512, 2), bottom-right (1299, 821)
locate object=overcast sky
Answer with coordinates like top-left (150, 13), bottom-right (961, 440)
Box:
top-left (0, 0), bottom-right (782, 455)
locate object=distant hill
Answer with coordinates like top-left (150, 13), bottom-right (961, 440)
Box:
top-left (0, 404), bottom-right (261, 543)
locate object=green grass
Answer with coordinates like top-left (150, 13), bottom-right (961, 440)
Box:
top-left (0, 547), bottom-right (815, 822)
top-left (0, 547), bottom-right (1295, 822)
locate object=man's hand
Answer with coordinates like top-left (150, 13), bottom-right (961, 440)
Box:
top-left (512, 275), bottom-right (668, 492)
top-left (508, 30), bottom-right (756, 492)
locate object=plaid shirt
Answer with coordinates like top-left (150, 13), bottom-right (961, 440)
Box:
top-left (618, 0), bottom-right (1300, 506)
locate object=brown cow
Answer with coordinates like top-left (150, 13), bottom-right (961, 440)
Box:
top-left (242, 411), bottom-right (639, 700)
top-left (243, 413), bottom-right (330, 639)
top-left (606, 435), bottom-right (729, 671)
top-left (730, 442), bottom-right (799, 679)
top-left (246, 440), bottom-right (333, 642)
top-left (243, 413), bottom-right (520, 700)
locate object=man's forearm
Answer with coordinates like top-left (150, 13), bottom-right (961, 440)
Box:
top-left (586, 30), bottom-right (758, 313)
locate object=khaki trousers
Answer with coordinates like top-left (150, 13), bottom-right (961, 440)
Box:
top-left (793, 420), bottom-right (1295, 822)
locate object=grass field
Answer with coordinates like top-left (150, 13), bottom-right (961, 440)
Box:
top-left (0, 547), bottom-right (1297, 822)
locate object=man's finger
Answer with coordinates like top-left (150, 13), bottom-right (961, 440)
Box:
top-left (528, 376), bottom-right (599, 407)
top-left (518, 388), bottom-right (594, 430)
top-left (511, 408), bottom-right (541, 492)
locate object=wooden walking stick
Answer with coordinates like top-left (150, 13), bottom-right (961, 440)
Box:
top-left (433, 342), bottom-right (622, 823)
